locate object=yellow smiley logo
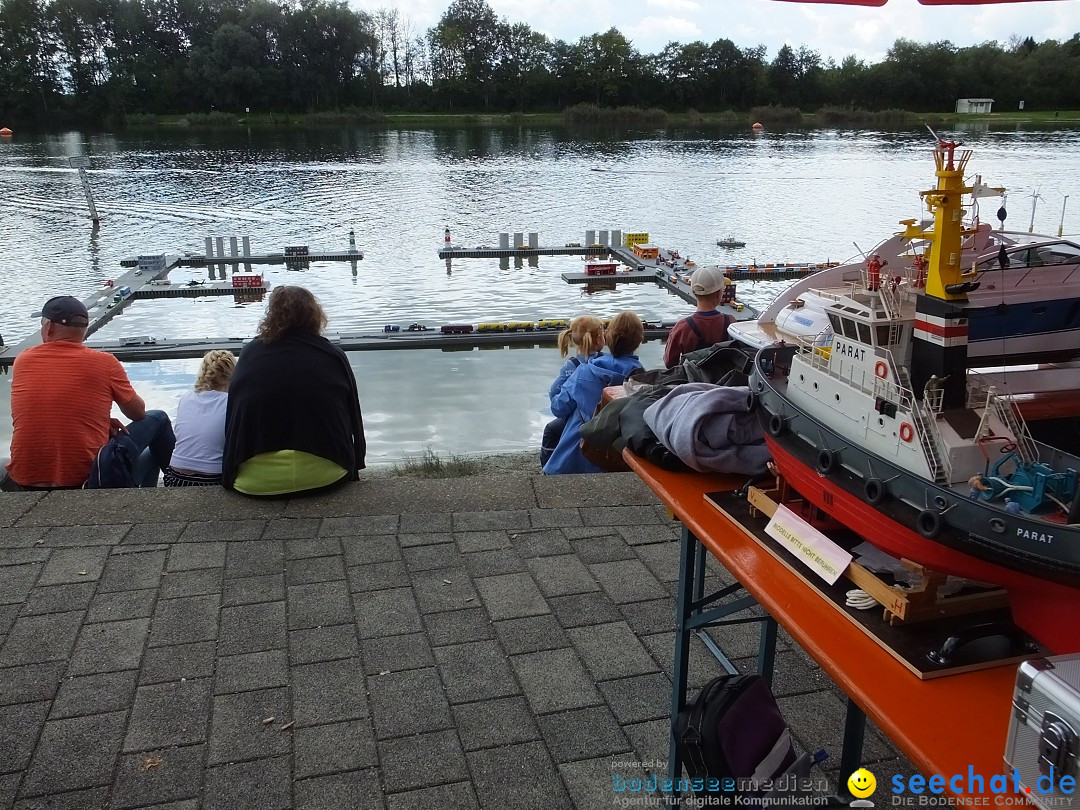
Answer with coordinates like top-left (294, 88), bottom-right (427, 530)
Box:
top-left (847, 768), bottom-right (877, 799)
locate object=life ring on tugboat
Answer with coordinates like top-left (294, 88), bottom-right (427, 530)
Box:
top-left (916, 509), bottom-right (943, 538)
top-left (863, 477), bottom-right (887, 506)
top-left (874, 361), bottom-right (888, 379)
top-left (899, 422), bottom-right (915, 443)
top-left (816, 448), bottom-right (838, 474)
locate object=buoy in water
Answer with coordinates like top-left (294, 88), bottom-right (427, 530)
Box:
top-left (444, 226), bottom-right (451, 246)
top-left (0, 128), bottom-right (11, 137)
top-left (752, 122), bottom-right (763, 131)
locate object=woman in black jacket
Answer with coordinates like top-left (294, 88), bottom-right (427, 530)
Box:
top-left (222, 286), bottom-right (366, 496)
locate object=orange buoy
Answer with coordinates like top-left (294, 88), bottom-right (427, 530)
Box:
top-left (0, 128), bottom-right (11, 137)
top-left (752, 122), bottom-right (763, 131)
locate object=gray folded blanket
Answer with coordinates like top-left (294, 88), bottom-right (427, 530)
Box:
top-left (642, 382), bottom-right (772, 475)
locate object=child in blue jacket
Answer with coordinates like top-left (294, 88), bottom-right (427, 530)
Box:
top-left (541, 315), bottom-right (605, 466)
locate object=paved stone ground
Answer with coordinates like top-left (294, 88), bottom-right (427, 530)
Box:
top-left (0, 472), bottom-right (915, 810)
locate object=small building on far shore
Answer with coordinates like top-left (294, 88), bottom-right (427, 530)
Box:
top-left (955, 98), bottom-right (994, 114)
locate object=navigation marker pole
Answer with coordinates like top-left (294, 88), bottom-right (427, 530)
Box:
top-left (68, 156), bottom-right (100, 224)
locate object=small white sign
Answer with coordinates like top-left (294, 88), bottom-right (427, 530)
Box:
top-left (765, 504), bottom-right (852, 585)
top-left (68, 156), bottom-right (90, 169)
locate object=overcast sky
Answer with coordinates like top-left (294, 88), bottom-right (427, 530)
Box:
top-left (350, 0), bottom-right (1080, 63)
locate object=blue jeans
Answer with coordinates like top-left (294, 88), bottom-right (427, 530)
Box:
top-left (116, 410), bottom-right (176, 487)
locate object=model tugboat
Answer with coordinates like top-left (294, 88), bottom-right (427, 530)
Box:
top-left (751, 138), bottom-right (1080, 652)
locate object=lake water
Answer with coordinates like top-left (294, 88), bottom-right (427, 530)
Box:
top-left (1, 124), bottom-right (1079, 464)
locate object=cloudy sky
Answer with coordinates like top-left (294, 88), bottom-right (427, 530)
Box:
top-left (350, 0), bottom-right (1080, 63)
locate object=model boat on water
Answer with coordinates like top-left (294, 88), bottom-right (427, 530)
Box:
top-left (717, 237), bottom-right (747, 249)
top-left (750, 139), bottom-right (1080, 652)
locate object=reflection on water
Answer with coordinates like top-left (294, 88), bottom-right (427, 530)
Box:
top-left (2, 125), bottom-right (1079, 461)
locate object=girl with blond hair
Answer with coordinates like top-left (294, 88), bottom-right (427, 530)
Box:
top-left (542, 315), bottom-right (606, 466)
top-left (163, 350), bottom-right (237, 487)
top-left (543, 312), bottom-right (644, 474)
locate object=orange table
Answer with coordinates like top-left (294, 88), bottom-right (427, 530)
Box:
top-left (623, 450), bottom-right (1017, 797)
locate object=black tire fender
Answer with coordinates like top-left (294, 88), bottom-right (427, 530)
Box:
top-left (863, 477), bottom-right (886, 506)
top-left (917, 509), bottom-right (943, 538)
top-left (816, 448), bottom-right (838, 474)
top-left (767, 413), bottom-right (785, 437)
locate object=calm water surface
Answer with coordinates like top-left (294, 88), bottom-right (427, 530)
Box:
top-left (1, 125), bottom-right (1078, 463)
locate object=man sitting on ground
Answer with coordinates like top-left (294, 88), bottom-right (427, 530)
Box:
top-left (3, 296), bottom-right (175, 490)
top-left (663, 266), bottom-right (735, 368)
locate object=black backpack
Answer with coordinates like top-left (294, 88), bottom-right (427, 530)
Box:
top-left (673, 674), bottom-right (816, 801)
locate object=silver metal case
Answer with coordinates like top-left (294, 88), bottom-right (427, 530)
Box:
top-left (1005, 656), bottom-right (1080, 808)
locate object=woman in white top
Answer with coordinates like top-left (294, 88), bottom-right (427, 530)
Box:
top-left (163, 350), bottom-right (236, 487)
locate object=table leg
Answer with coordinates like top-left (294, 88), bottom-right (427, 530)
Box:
top-left (757, 616), bottom-right (778, 686)
top-left (668, 523), bottom-right (699, 803)
top-left (838, 697), bottom-right (867, 796)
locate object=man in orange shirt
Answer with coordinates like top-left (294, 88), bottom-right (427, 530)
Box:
top-left (3, 296), bottom-right (175, 489)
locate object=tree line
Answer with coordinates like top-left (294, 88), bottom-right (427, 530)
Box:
top-left (2, 0), bottom-right (1079, 125)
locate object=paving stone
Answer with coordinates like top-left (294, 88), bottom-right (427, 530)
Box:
top-left (618, 523), bottom-right (681, 546)
top-left (452, 510), bottom-right (530, 532)
top-left (492, 614), bottom-right (568, 655)
top-left (148, 594), bottom-right (219, 647)
top-left (641, 632), bottom-right (731, 691)
top-left (435, 640), bottom-right (519, 704)
top-left (218, 601), bottom-right (286, 655)
top-left (452, 531), bottom-right (510, 554)
top-left (139, 641), bottom-right (216, 685)
top-left (564, 526), bottom-right (633, 541)
top-left (0, 548), bottom-right (48, 567)
top-left (403, 542), bottom-right (466, 572)
top-left (160, 567), bottom-right (222, 599)
top-left (263, 517), bottom-right (321, 540)
top-left (560, 755), bottom-right (630, 808)
top-left (223, 539), bottom-right (284, 579)
top-left (526, 554), bottom-right (599, 597)
top-left (0, 774), bottom-right (18, 809)
top-left (124, 679), bottom-right (211, 751)
top-left (203, 756), bottom-right (291, 810)
top-left (181, 520), bottom-right (266, 544)
top-left (509, 529), bottom-right (574, 558)
top-left (378, 729), bottom-right (468, 792)
top-left (538, 705), bottom-right (632, 763)
top-left (619, 598), bottom-right (676, 635)
top-left (51, 670), bottom-right (138, 719)
top-left (360, 632), bottom-right (433, 674)
top-left (0, 611), bottom-right (83, 666)
top-left (589, 559), bottom-right (667, 604)
top-left (41, 525), bottom-right (128, 548)
top-left (597, 672), bottom-right (673, 725)
top-left (411, 567), bottom-right (479, 614)
top-left (353, 588), bottom-right (423, 638)
top-left (287, 581), bottom-right (352, 629)
top-left (634, 542), bottom-right (682, 582)
top-left (37, 547), bottom-right (109, 586)
top-left (423, 607), bottom-right (493, 647)
top-left (0, 604), bottom-right (17, 635)
top-left (399, 512), bottom-right (451, 533)
top-left (462, 548), bottom-right (526, 578)
top-left (341, 535), bottom-right (400, 566)
top-left (368, 667), bottom-right (452, 739)
top-left (68, 618), bottom-right (149, 675)
top-left (292, 658), bottom-right (368, 727)
top-left (624, 718), bottom-right (670, 768)
top-left (474, 573), bottom-right (548, 620)
top-left (511, 648), bottom-right (602, 714)
top-left (451, 696), bottom-right (540, 752)
top-left (286, 555), bottom-right (346, 586)
top-left (528, 508), bottom-right (583, 529)
top-left (207, 686), bottom-right (291, 764)
top-left (321, 515), bottom-right (399, 537)
top-left (13, 787), bottom-right (111, 810)
top-left (386, 782), bottom-right (480, 810)
top-left (398, 532), bottom-right (453, 548)
top-left (0, 661), bottom-right (64, 706)
top-left (346, 560), bottom-right (410, 592)
top-left (467, 741), bottom-right (572, 810)
top-left (0, 527), bottom-right (47, 549)
top-left (294, 770), bottom-right (382, 810)
top-left (98, 550), bottom-right (167, 592)
top-left (112, 544), bottom-right (170, 556)
top-left (85, 589), bottom-right (156, 624)
top-left (294, 720), bottom-right (377, 779)
top-left (214, 649), bottom-right (289, 694)
top-left (167, 543), bottom-right (226, 571)
top-left (110, 744), bottom-right (205, 809)
top-left (19, 710), bottom-right (126, 796)
top-left (569, 534), bottom-right (637, 564)
top-left (290, 624), bottom-right (360, 665)
top-left (566, 621), bottom-right (659, 681)
top-left (548, 591), bottom-right (623, 629)
top-left (0, 700), bottom-right (49, 773)
top-left (21, 582), bottom-right (95, 617)
top-left (755, 650), bottom-right (832, 699)
top-left (285, 537), bottom-right (341, 559)
top-left (221, 574), bottom-right (285, 607)
top-left (121, 523), bottom-right (184, 545)
top-left (0, 563), bottom-right (43, 606)
top-left (779, 689), bottom-right (896, 766)
top-left (581, 505), bottom-right (667, 528)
